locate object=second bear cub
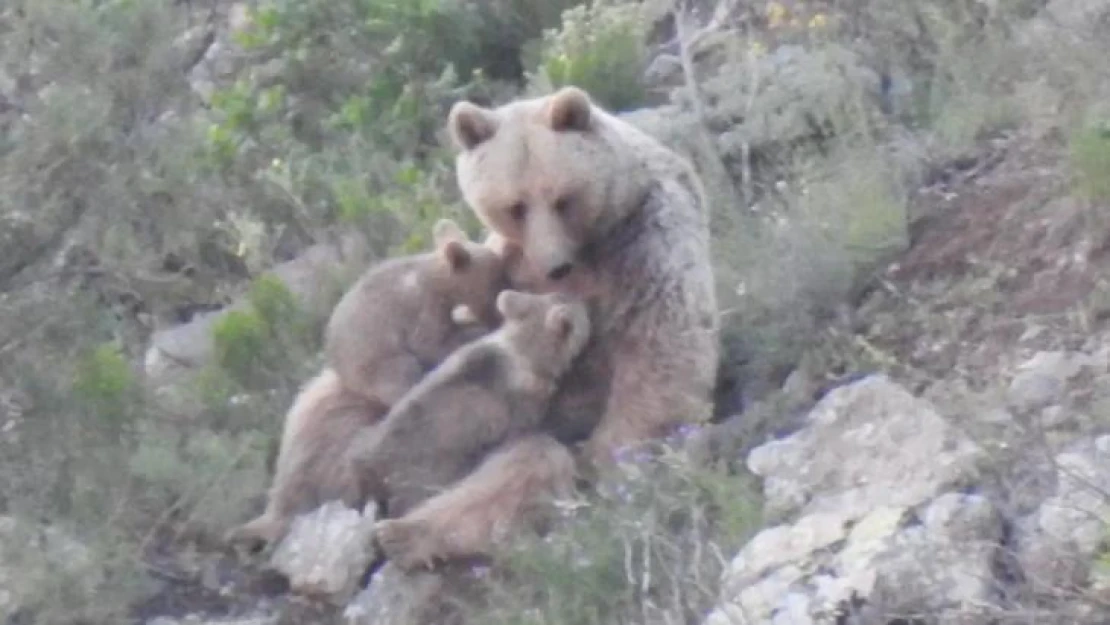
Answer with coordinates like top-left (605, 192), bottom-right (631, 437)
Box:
top-left (346, 289), bottom-right (592, 520)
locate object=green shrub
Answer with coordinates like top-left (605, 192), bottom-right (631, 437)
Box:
top-left (208, 273), bottom-right (327, 395)
top-left (527, 1), bottom-right (650, 112)
top-left (1070, 121), bottom-right (1110, 202)
top-left (211, 309), bottom-right (273, 388)
top-left (249, 274), bottom-right (306, 337)
top-left (72, 343), bottom-right (138, 429)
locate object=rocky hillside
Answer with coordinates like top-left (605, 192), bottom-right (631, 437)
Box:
top-left (2, 0), bottom-right (1110, 624)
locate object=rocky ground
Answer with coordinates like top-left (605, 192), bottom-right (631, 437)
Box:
top-left (703, 128), bottom-right (1110, 623)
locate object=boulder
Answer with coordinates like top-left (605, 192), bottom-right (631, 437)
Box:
top-left (270, 500), bottom-right (379, 604)
top-left (143, 234), bottom-right (370, 391)
top-left (707, 375), bottom-right (1001, 624)
top-left (1016, 435), bottom-right (1110, 598)
top-left (746, 374), bottom-right (985, 520)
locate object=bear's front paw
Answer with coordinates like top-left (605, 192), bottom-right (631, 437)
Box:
top-left (374, 518), bottom-right (438, 572)
top-left (225, 514), bottom-right (287, 555)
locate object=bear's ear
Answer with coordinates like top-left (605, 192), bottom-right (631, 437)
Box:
top-left (547, 86), bottom-right (592, 132)
top-left (448, 101), bottom-right (498, 151)
top-left (439, 240), bottom-right (472, 271)
top-left (496, 290), bottom-right (530, 320)
top-left (544, 305), bottom-right (576, 341)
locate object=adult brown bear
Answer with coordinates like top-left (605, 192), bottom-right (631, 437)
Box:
top-left (369, 85), bottom-right (719, 568)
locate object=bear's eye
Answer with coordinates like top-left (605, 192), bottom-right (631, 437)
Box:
top-left (554, 197), bottom-right (572, 215)
top-left (509, 202), bottom-right (527, 222)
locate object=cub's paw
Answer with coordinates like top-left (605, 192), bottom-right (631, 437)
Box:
top-left (374, 518), bottom-right (438, 572)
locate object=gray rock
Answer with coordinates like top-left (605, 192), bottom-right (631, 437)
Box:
top-left (143, 234), bottom-right (370, 390)
top-left (849, 494), bottom-right (1003, 623)
top-left (1016, 435), bottom-right (1110, 597)
top-left (644, 53), bottom-right (683, 87)
top-left (1006, 351), bottom-right (1094, 414)
top-left (747, 374), bottom-right (985, 519)
top-left (708, 495), bottom-right (1005, 625)
top-left (271, 501), bottom-right (379, 604)
top-left (706, 376), bottom-right (1003, 624)
top-left (1042, 0), bottom-right (1110, 34)
top-left (344, 564), bottom-right (458, 625)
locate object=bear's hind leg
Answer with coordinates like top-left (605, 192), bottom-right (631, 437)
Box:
top-left (228, 370), bottom-right (386, 551)
top-left (374, 434), bottom-right (576, 570)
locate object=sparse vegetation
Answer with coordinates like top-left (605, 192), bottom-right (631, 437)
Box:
top-left (526, 0), bottom-right (651, 111)
top-left (465, 434), bottom-right (763, 625)
top-left (2, 0), bottom-right (1110, 622)
top-left (1070, 119), bottom-right (1110, 202)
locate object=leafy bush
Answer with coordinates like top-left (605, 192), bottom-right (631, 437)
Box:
top-left (199, 0), bottom-right (557, 267)
top-left (210, 275), bottom-right (317, 391)
top-left (1070, 120), bottom-right (1110, 202)
top-left (526, 0), bottom-right (650, 112)
top-left (72, 343), bottom-right (140, 429)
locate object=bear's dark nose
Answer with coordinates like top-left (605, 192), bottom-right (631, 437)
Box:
top-left (548, 263), bottom-right (573, 281)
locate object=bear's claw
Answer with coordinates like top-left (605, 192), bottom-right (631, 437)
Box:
top-left (374, 518), bottom-right (437, 571)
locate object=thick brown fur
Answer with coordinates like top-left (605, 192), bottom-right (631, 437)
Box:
top-left (373, 433), bottom-right (577, 571)
top-left (226, 219), bottom-right (514, 551)
top-left (451, 86), bottom-right (719, 464)
top-left (224, 369), bottom-right (386, 550)
top-left (346, 290), bottom-right (590, 525)
top-left (325, 218), bottom-right (514, 408)
top-left (369, 85), bottom-right (718, 566)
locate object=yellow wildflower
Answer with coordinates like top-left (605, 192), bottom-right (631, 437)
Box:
top-left (750, 40), bottom-right (767, 57)
top-left (809, 13), bottom-right (828, 30)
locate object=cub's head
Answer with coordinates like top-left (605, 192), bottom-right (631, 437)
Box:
top-left (428, 218), bottom-right (512, 328)
top-left (447, 86), bottom-right (647, 285)
top-left (494, 289), bottom-right (591, 373)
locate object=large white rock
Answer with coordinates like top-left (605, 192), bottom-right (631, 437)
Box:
top-left (747, 374), bottom-right (985, 520)
top-left (707, 375), bottom-right (1000, 624)
top-left (270, 500), bottom-right (379, 604)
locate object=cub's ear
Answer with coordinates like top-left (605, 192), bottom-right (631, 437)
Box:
top-left (545, 305), bottom-right (576, 340)
top-left (448, 100), bottom-right (498, 151)
top-left (496, 290), bottom-right (531, 320)
top-left (547, 86), bottom-right (592, 132)
top-left (434, 219), bottom-right (472, 270)
top-left (440, 240), bottom-right (472, 271)
top-left (433, 218), bottom-right (468, 246)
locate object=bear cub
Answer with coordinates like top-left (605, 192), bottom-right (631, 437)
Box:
top-left (346, 289), bottom-right (591, 529)
top-left (325, 217), bottom-right (513, 408)
top-left (225, 218), bottom-right (513, 551)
